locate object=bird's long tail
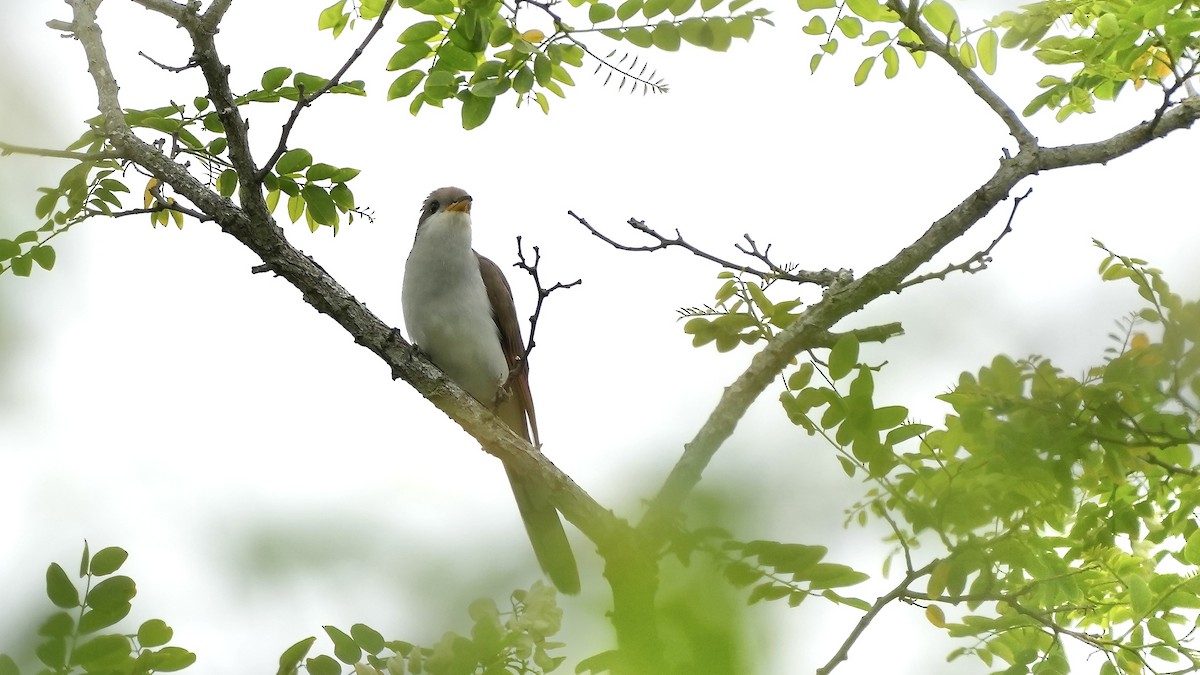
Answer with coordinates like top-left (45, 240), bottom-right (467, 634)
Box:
top-left (504, 463), bottom-right (581, 594)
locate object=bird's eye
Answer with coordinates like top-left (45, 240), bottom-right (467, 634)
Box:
top-left (427, 201), bottom-right (439, 213)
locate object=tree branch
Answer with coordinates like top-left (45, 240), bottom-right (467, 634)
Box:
top-left (255, 1), bottom-right (395, 180)
top-left (887, 0), bottom-right (1037, 151)
top-left (569, 210), bottom-right (846, 286)
top-left (634, 97), bottom-right (1200, 543)
top-left (897, 187), bottom-right (1031, 290)
top-left (0, 141), bottom-right (121, 161)
top-left (65, 0), bottom-right (628, 553)
top-left (816, 560), bottom-right (939, 675)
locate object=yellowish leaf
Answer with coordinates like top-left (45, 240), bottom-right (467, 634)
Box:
top-left (522, 29), bottom-right (546, 43)
top-left (144, 177), bottom-right (160, 209)
top-left (925, 605), bottom-right (946, 628)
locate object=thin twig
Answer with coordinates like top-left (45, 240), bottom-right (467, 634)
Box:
top-left (897, 187), bottom-right (1032, 290)
top-left (138, 50), bottom-right (196, 72)
top-left (0, 141), bottom-right (121, 161)
top-left (568, 210), bottom-right (845, 286)
top-left (816, 560), bottom-right (939, 675)
top-left (514, 236), bottom-right (582, 363)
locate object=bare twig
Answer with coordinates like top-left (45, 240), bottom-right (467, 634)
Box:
top-left (897, 187), bottom-right (1032, 290)
top-left (568, 210), bottom-right (845, 286)
top-left (514, 236), bottom-right (582, 362)
top-left (137, 50), bottom-right (196, 72)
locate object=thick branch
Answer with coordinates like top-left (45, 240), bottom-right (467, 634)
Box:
top-left (66, 0), bottom-right (627, 552)
top-left (634, 96), bottom-right (1200, 542)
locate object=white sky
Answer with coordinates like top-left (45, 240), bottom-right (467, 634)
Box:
top-left (2, 1), bottom-right (1199, 673)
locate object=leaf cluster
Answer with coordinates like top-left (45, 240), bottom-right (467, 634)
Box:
top-left (279, 582), bottom-right (565, 675)
top-left (319, 0), bottom-right (768, 127)
top-left (995, 0), bottom-right (1200, 120)
top-left (681, 271), bottom-right (804, 352)
top-left (769, 249), bottom-right (1200, 672)
top-left (0, 543), bottom-right (195, 675)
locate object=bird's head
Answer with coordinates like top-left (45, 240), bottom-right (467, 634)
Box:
top-left (419, 186), bottom-right (472, 225)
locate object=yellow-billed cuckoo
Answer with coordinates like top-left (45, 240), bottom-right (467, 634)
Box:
top-left (401, 186), bottom-right (580, 594)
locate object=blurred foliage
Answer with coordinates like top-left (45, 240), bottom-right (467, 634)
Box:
top-left (689, 242), bottom-right (1200, 672)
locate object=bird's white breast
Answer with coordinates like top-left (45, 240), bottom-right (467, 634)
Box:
top-left (402, 211), bottom-right (509, 403)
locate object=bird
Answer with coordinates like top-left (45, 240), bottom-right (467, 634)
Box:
top-left (401, 186), bottom-right (580, 594)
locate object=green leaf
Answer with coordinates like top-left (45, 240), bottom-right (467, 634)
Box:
top-left (1183, 529), bottom-right (1200, 565)
top-left (86, 575), bottom-right (136, 610)
top-left (45, 563), bottom-right (79, 608)
top-left (836, 16), bottom-right (862, 39)
top-left (617, 0), bottom-right (642, 20)
top-left (323, 626), bottom-right (361, 664)
top-left (977, 29), bottom-right (998, 74)
top-left (330, 184), bottom-right (354, 211)
top-left (387, 44), bottom-right (432, 71)
top-left (301, 184), bottom-right (339, 227)
top-left (921, 0), bottom-right (957, 38)
top-left (459, 91), bottom-right (495, 129)
top-left (70, 635), bottom-right (129, 668)
top-left (706, 18), bottom-right (731, 51)
top-left (788, 363), bottom-right (815, 390)
top-left (643, 0), bottom-right (672, 18)
top-left (79, 603), bottom-right (131, 634)
top-left (317, 0), bottom-right (347, 30)
top-left (277, 637), bottom-right (317, 675)
top-left (589, 3), bottom-right (616, 22)
top-left (39, 612), bottom-right (74, 638)
top-left (276, 148), bottom-right (314, 175)
top-left (141, 646), bottom-right (196, 672)
top-left (216, 168), bottom-right (238, 197)
top-left (623, 26), bottom-right (653, 48)
top-left (882, 44), bottom-right (899, 78)
top-left (1128, 574), bottom-right (1152, 615)
top-left (652, 22), bottom-right (681, 51)
top-left (797, 0), bottom-right (836, 8)
top-left (330, 167), bottom-right (360, 183)
top-left (388, 70), bottom-right (426, 100)
top-left (871, 405), bottom-right (907, 430)
top-left (828, 335), bottom-right (859, 380)
top-left (138, 619), bottom-right (174, 648)
top-left (306, 655), bottom-right (341, 675)
top-left (88, 547), bottom-right (128, 576)
top-left (350, 623), bottom-right (385, 654)
top-left (0, 239), bottom-right (21, 262)
top-left (853, 56), bottom-right (875, 85)
top-left (0, 654), bottom-right (19, 675)
top-left (471, 77), bottom-right (510, 97)
top-left (398, 20), bottom-right (443, 43)
top-left (306, 163), bottom-right (339, 181)
top-left (262, 67), bottom-right (293, 91)
top-left (802, 15), bottom-right (826, 35)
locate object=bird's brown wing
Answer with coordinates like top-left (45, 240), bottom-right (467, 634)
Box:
top-left (475, 251), bottom-right (539, 445)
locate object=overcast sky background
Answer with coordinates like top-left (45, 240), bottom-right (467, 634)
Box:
top-left (2, 1), bottom-right (1200, 673)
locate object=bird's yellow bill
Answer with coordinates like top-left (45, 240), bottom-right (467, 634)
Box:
top-left (447, 199), bottom-right (472, 213)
